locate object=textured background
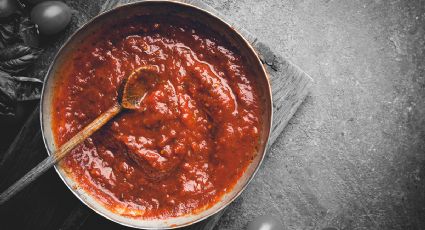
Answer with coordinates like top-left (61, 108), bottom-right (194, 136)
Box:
top-left (1, 0), bottom-right (425, 229)
top-left (204, 0), bottom-right (425, 229)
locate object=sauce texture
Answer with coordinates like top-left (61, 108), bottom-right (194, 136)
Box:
top-left (52, 16), bottom-right (262, 218)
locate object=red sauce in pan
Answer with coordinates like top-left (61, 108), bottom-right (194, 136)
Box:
top-left (52, 15), bottom-right (262, 218)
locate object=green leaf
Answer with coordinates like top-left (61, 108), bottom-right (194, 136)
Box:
top-left (0, 70), bottom-right (43, 116)
top-left (0, 71), bottom-right (18, 115)
top-left (0, 44), bottom-right (42, 74)
top-left (0, 13), bottom-right (39, 48)
top-left (14, 75), bottom-right (43, 101)
top-left (0, 20), bottom-right (18, 48)
top-left (18, 16), bottom-right (39, 47)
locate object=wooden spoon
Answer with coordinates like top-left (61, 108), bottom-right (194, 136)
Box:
top-left (0, 66), bottom-right (158, 205)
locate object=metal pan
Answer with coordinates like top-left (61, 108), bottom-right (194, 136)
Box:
top-left (40, 1), bottom-right (272, 228)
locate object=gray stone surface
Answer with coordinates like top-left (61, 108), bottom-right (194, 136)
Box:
top-left (2, 1), bottom-right (423, 229)
top-left (202, 0), bottom-right (425, 229)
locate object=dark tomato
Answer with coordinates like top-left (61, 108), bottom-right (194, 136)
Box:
top-left (0, 0), bottom-right (17, 18)
top-left (30, 1), bottom-right (71, 35)
top-left (246, 215), bottom-right (284, 230)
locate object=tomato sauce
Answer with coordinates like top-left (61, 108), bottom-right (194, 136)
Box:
top-left (52, 15), bottom-right (262, 218)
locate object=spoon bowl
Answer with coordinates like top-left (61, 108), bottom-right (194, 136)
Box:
top-left (122, 65), bottom-right (159, 110)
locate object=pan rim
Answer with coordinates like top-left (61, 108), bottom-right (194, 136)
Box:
top-left (39, 0), bottom-right (273, 229)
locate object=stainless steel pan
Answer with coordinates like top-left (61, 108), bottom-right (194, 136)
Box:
top-left (40, 1), bottom-right (272, 228)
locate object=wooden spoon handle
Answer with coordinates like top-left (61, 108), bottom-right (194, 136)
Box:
top-left (0, 103), bottom-right (122, 205)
